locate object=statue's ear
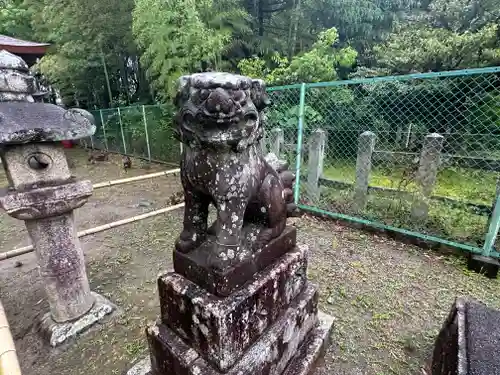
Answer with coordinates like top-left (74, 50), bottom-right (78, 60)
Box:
top-left (174, 76), bottom-right (191, 108)
top-left (251, 79), bottom-right (271, 110)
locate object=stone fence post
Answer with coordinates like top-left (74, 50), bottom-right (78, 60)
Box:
top-left (306, 129), bottom-right (326, 202)
top-left (411, 133), bottom-right (444, 222)
top-left (259, 128), bottom-right (268, 155)
top-left (270, 127), bottom-right (284, 157)
top-left (354, 131), bottom-right (376, 211)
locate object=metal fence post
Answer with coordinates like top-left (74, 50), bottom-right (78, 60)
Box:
top-left (483, 193), bottom-right (500, 257)
top-left (99, 109), bottom-right (108, 151)
top-left (293, 83), bottom-right (307, 204)
top-left (90, 135), bottom-right (95, 149)
top-left (117, 107), bottom-right (127, 155)
top-left (142, 105), bottom-right (152, 161)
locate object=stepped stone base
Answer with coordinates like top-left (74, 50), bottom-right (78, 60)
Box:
top-left (125, 311), bottom-right (333, 375)
top-left (160, 244), bottom-right (308, 370)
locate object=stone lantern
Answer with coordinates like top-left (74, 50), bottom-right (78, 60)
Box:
top-left (0, 50), bottom-right (114, 347)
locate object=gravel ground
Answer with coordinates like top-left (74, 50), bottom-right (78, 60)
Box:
top-left (1, 147), bottom-right (500, 375)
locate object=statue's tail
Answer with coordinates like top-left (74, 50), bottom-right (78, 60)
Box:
top-left (264, 153), bottom-right (301, 218)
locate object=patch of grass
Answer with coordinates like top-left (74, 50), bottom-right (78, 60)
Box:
top-left (322, 161), bottom-right (497, 205)
top-left (313, 182), bottom-right (488, 246)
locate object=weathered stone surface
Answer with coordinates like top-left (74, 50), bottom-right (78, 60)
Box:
top-left (411, 133), bottom-right (444, 221)
top-left (148, 283), bottom-right (319, 375)
top-left (0, 68), bottom-right (36, 94)
top-left (126, 311), bottom-right (333, 375)
top-left (174, 72), bottom-right (296, 270)
top-left (26, 212), bottom-right (95, 322)
top-left (126, 71), bottom-right (331, 375)
top-left (306, 129), bottom-right (326, 203)
top-left (0, 50), bottom-right (34, 102)
top-left (173, 226), bottom-right (297, 296)
top-left (0, 52), bottom-right (114, 341)
top-left (39, 292), bottom-right (116, 347)
top-left (430, 297), bottom-right (500, 375)
top-left (354, 131), bottom-right (376, 211)
top-left (1, 143), bottom-right (72, 190)
top-left (125, 357), bottom-right (152, 375)
top-left (0, 180), bottom-right (92, 219)
top-left (0, 50), bottom-right (29, 71)
top-left (281, 311), bottom-right (334, 375)
top-left (0, 102), bottom-right (96, 144)
top-left (162, 244), bottom-right (307, 371)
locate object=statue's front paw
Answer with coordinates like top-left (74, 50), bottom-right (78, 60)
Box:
top-left (175, 231), bottom-right (205, 253)
top-left (207, 220), bottom-right (218, 235)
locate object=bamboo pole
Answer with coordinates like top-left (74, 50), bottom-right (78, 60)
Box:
top-left (0, 300), bottom-right (22, 375)
top-left (0, 203), bottom-right (185, 262)
top-left (93, 169), bottom-right (180, 189)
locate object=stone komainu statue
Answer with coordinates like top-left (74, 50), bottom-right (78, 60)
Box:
top-left (173, 72), bottom-right (297, 268)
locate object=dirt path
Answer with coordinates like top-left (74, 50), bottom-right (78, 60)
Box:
top-left (1, 147), bottom-right (500, 375)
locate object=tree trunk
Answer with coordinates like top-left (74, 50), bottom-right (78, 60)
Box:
top-left (258, 0), bottom-right (264, 36)
top-left (289, 0), bottom-right (301, 57)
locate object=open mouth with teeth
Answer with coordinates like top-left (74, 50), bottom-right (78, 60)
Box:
top-left (180, 86), bottom-right (259, 145)
top-left (181, 110), bottom-right (259, 145)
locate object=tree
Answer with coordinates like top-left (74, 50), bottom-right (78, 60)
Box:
top-left (373, 23), bottom-right (500, 73)
top-left (238, 28), bottom-right (357, 84)
top-left (25, 0), bottom-right (152, 108)
top-left (133, 0), bottom-right (238, 99)
top-left (0, 0), bottom-right (32, 38)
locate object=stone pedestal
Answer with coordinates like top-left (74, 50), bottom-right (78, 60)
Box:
top-left (131, 228), bottom-right (333, 375)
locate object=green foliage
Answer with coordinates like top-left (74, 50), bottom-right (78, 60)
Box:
top-left (238, 28), bottom-right (357, 84)
top-left (133, 0), bottom-right (243, 98)
top-left (374, 23), bottom-right (500, 73)
top-left (268, 104), bottom-right (323, 133)
top-left (27, 0), bottom-right (140, 108)
top-left (0, 0), bottom-right (31, 37)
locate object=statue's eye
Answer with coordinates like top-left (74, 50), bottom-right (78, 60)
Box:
top-left (233, 90), bottom-right (244, 101)
top-left (199, 89), bottom-right (209, 100)
top-left (240, 81), bottom-right (250, 90)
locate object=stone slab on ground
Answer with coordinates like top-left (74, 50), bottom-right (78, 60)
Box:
top-left (160, 244), bottom-right (308, 371)
top-left (467, 254), bottom-right (500, 279)
top-left (431, 296), bottom-right (500, 375)
top-left (125, 309), bottom-right (334, 375)
top-left (173, 226), bottom-right (296, 297)
top-left (39, 292), bottom-right (116, 347)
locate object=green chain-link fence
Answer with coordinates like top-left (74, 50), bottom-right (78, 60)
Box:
top-left (82, 66), bottom-right (500, 258)
top-left (81, 104), bottom-right (180, 165)
top-left (267, 67), bottom-right (500, 259)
